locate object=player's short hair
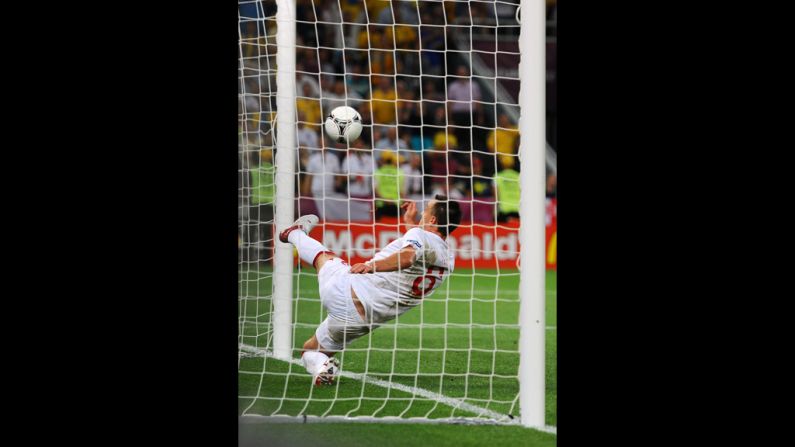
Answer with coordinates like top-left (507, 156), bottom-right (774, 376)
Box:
top-left (431, 195), bottom-right (461, 238)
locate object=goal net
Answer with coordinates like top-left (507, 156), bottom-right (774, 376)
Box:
top-left (238, 0), bottom-right (552, 429)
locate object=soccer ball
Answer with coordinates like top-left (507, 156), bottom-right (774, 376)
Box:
top-left (324, 106), bottom-right (363, 145)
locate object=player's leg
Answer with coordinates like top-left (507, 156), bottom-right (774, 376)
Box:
top-left (303, 334), bottom-right (334, 357)
top-left (304, 261), bottom-right (374, 386)
top-left (304, 311), bottom-right (373, 386)
top-left (278, 214), bottom-right (338, 271)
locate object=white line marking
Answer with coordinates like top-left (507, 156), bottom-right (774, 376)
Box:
top-left (240, 343), bottom-right (526, 426)
top-left (240, 414), bottom-right (557, 434)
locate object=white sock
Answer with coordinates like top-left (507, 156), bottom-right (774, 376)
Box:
top-left (288, 229), bottom-right (327, 268)
top-left (302, 351), bottom-right (329, 375)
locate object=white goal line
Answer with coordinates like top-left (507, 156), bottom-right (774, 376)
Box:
top-left (239, 343), bottom-right (555, 435)
top-left (240, 414), bottom-right (557, 435)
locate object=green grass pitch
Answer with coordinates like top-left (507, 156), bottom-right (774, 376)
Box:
top-left (239, 268), bottom-right (557, 445)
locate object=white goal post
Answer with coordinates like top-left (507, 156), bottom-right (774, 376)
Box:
top-left (516, 0), bottom-right (546, 429)
top-left (239, 0), bottom-right (548, 430)
top-left (272, 0), bottom-right (298, 361)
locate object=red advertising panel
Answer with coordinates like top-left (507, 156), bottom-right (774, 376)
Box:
top-left (302, 198), bottom-right (557, 270)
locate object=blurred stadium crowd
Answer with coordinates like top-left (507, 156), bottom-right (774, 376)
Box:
top-left (239, 0), bottom-right (556, 234)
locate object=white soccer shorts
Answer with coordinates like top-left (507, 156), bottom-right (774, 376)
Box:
top-left (315, 258), bottom-right (376, 351)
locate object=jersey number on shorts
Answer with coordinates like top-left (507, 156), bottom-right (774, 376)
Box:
top-left (411, 266), bottom-right (446, 298)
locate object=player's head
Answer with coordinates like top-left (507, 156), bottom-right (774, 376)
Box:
top-left (422, 194), bottom-right (461, 238)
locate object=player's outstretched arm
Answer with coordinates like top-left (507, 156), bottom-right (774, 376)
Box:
top-left (350, 246), bottom-right (416, 274)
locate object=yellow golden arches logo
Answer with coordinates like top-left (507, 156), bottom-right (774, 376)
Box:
top-left (547, 231), bottom-right (557, 265)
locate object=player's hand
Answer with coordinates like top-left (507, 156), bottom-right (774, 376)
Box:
top-left (350, 263), bottom-right (374, 274)
top-left (401, 200), bottom-right (417, 224)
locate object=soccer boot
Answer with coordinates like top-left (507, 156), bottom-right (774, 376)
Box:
top-left (313, 357), bottom-right (340, 386)
top-left (279, 214), bottom-right (319, 243)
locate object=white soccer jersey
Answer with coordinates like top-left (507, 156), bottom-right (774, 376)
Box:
top-left (350, 227), bottom-right (454, 324)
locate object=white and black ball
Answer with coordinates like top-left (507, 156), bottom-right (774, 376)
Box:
top-left (324, 106), bottom-right (363, 145)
